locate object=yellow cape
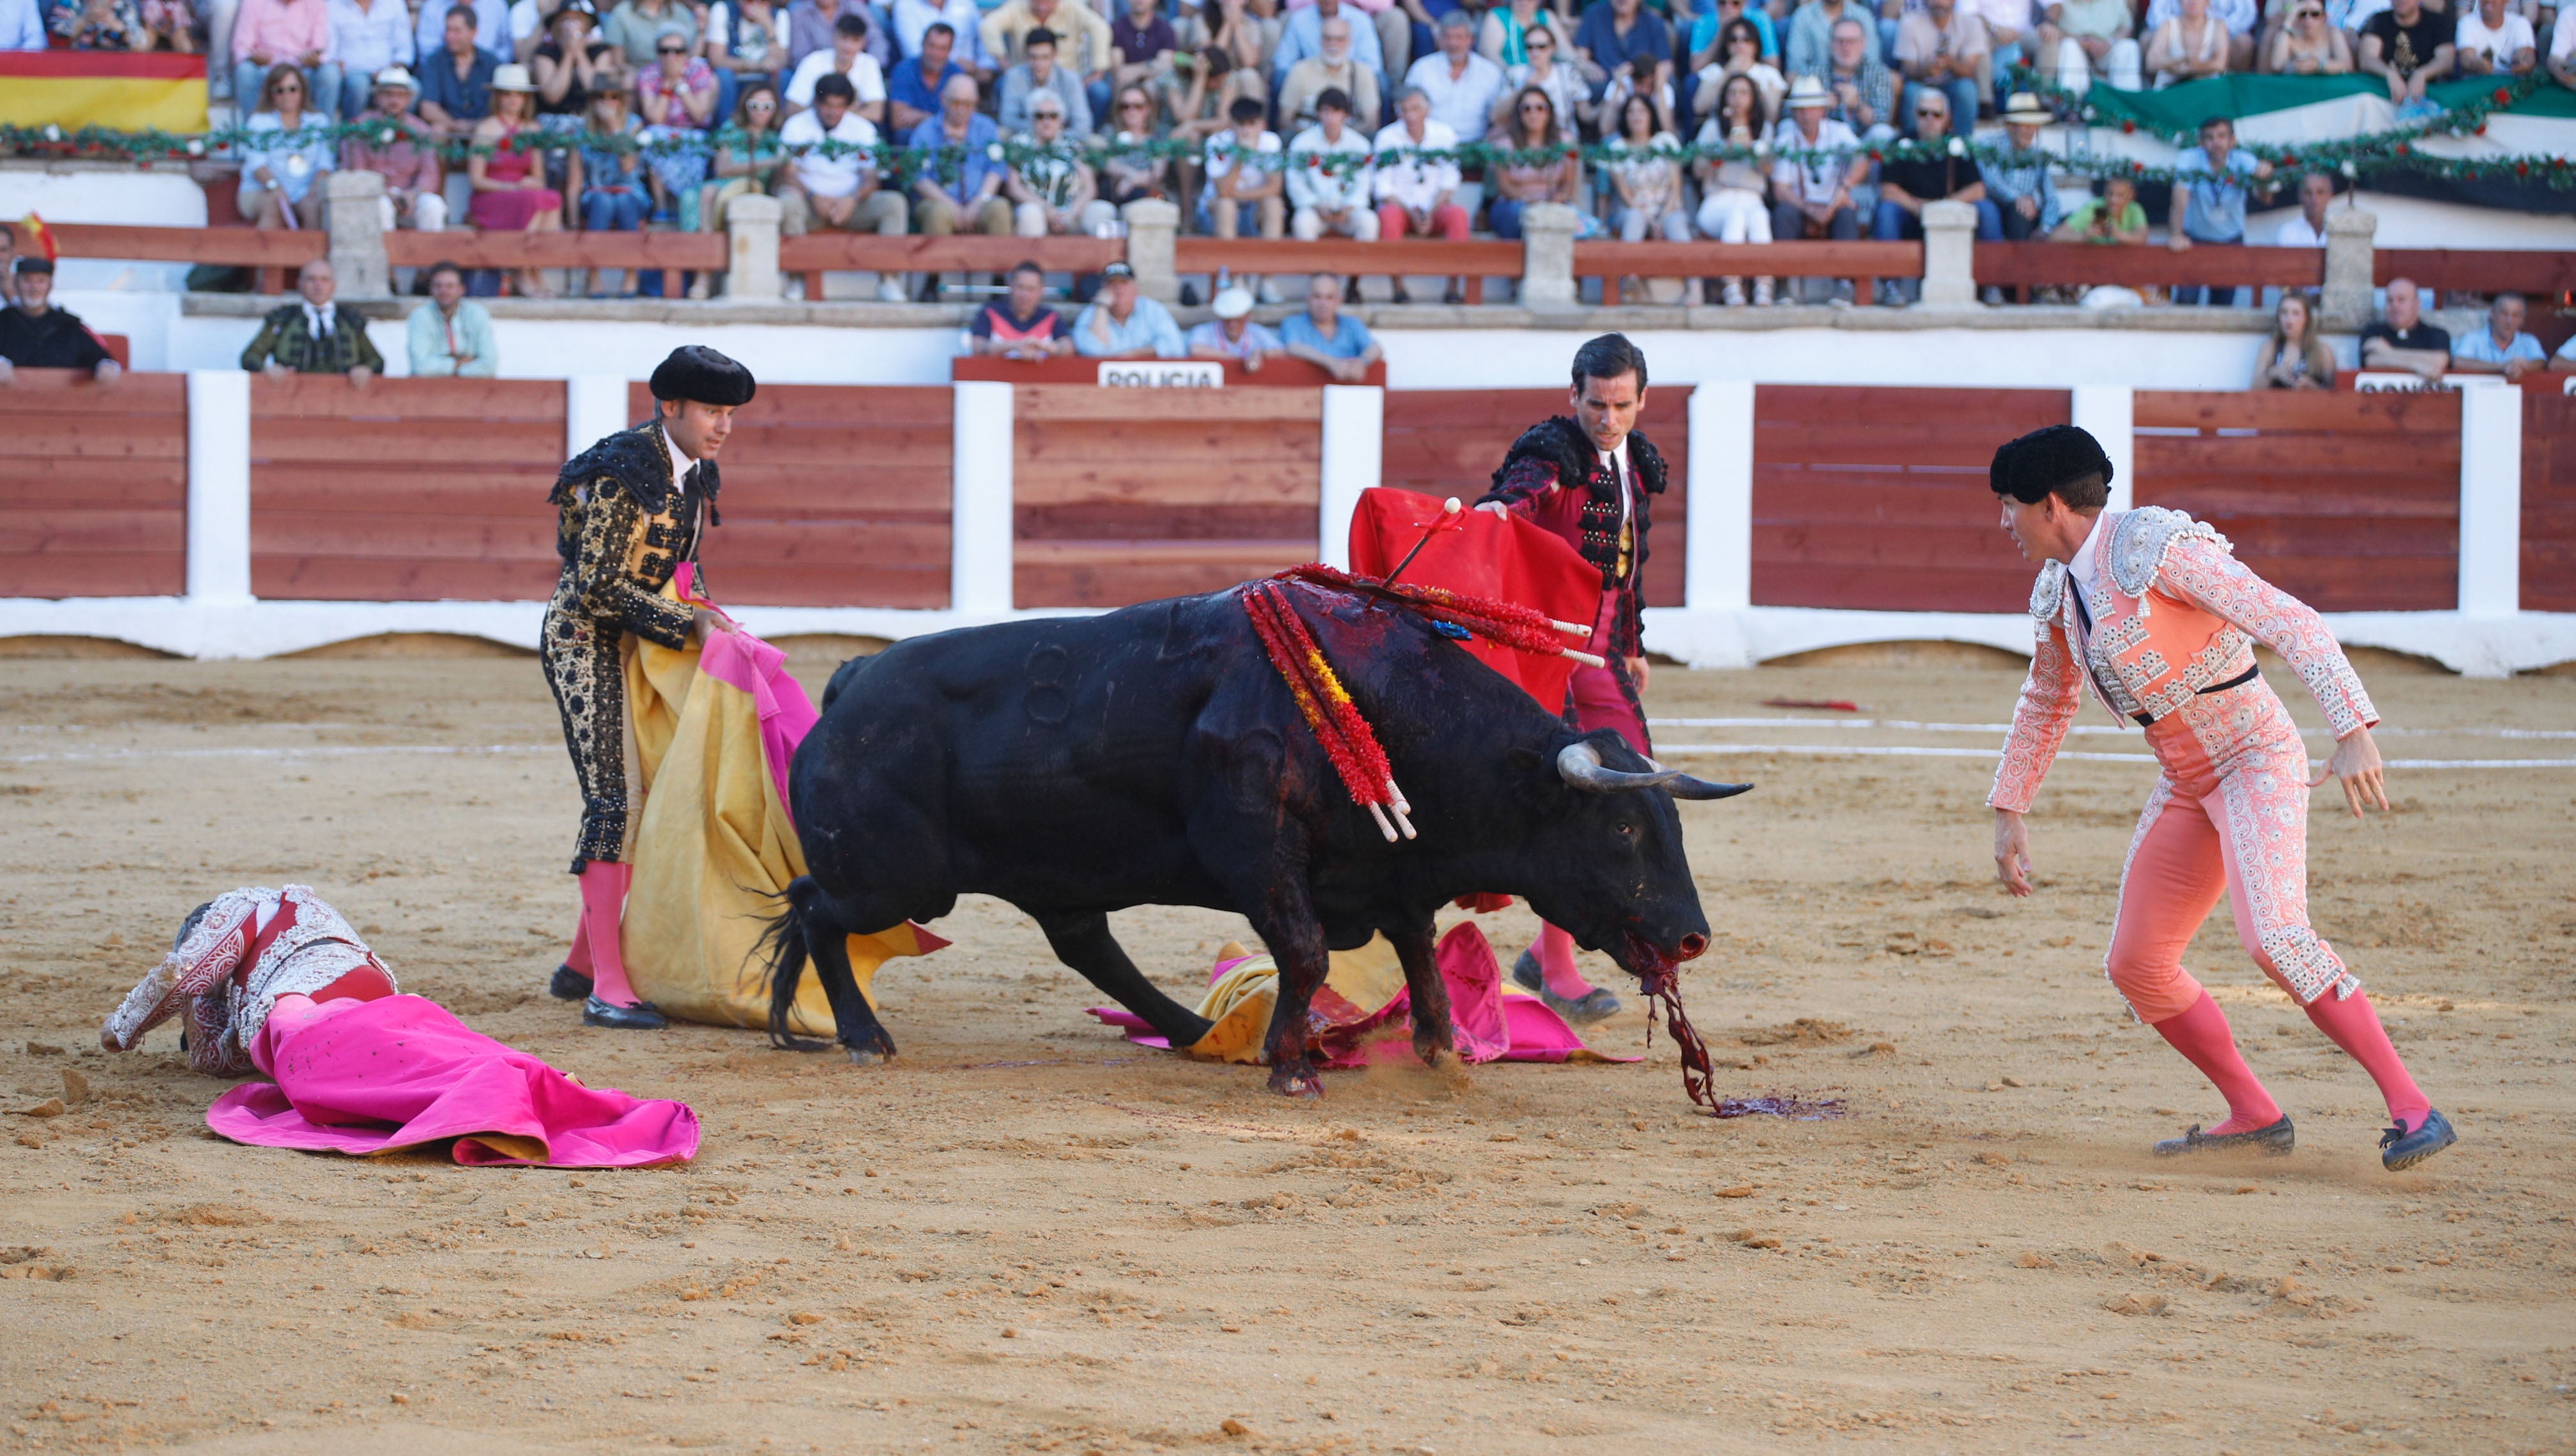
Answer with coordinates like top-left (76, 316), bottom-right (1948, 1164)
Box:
top-left (618, 611), bottom-right (933, 1035)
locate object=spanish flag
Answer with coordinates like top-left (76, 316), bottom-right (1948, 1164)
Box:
top-left (0, 52), bottom-right (207, 132)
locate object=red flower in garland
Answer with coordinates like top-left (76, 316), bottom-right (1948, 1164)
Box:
top-left (2119, 118), bottom-right (2135, 134)
top-left (2493, 86), bottom-right (2511, 105)
top-left (2517, 161), bottom-right (2531, 176)
top-left (2395, 142), bottom-right (2410, 155)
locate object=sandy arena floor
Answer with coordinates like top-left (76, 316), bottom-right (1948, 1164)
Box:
top-left (1, 643), bottom-right (2571, 1455)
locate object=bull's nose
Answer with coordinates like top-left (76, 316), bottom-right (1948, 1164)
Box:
top-left (1675, 933), bottom-right (1708, 962)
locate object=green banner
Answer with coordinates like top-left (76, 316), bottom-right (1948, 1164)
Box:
top-left (2079, 73), bottom-right (2576, 134)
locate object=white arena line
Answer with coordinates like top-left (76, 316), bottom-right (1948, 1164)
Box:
top-left (2, 744), bottom-right (558, 765)
top-left (1654, 743), bottom-right (2576, 770)
top-left (1650, 717), bottom-right (2576, 740)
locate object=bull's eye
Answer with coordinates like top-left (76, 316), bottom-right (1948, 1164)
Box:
top-left (1615, 820), bottom-right (1636, 838)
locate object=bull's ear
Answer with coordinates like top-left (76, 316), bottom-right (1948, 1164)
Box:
top-left (1507, 745), bottom-right (1546, 770)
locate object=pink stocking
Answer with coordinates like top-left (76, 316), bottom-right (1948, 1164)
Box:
top-left (1533, 922), bottom-right (1596, 1000)
top-left (2150, 990), bottom-right (2282, 1135)
top-left (2303, 988), bottom-right (2431, 1133)
top-left (579, 862), bottom-right (641, 1006)
top-left (563, 912), bottom-right (592, 975)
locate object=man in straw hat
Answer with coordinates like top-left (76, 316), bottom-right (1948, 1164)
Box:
top-left (1769, 75), bottom-right (1865, 301)
top-left (1985, 424), bottom-right (2455, 1172)
top-left (340, 66), bottom-right (452, 236)
top-left (541, 346), bottom-right (755, 1031)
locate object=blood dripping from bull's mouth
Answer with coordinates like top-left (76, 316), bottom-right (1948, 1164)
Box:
top-left (1638, 955), bottom-right (1847, 1121)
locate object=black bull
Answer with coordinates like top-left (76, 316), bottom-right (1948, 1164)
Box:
top-left (760, 583), bottom-right (1749, 1097)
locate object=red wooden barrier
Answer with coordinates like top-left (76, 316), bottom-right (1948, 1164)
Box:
top-left (2524, 390), bottom-right (2576, 614)
top-left (1975, 242), bottom-right (2322, 290)
top-left (1751, 385), bottom-right (2064, 612)
top-left (2372, 250), bottom-right (2576, 296)
top-left (1175, 238), bottom-right (1520, 304)
top-left (1013, 385), bottom-right (1321, 608)
top-left (1380, 387), bottom-right (1689, 609)
top-left (249, 376), bottom-right (565, 601)
top-left (0, 369), bottom-right (189, 599)
top-left (780, 233), bottom-right (1122, 302)
top-left (1573, 241), bottom-right (1919, 298)
top-left (2132, 390), bottom-right (2460, 613)
top-left (625, 381), bottom-right (952, 609)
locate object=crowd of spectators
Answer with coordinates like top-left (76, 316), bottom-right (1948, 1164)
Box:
top-left (7, 0), bottom-right (2573, 307)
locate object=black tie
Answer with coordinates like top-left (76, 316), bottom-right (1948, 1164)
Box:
top-left (2067, 574), bottom-right (2093, 638)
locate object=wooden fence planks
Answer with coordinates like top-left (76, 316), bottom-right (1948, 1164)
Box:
top-left (250, 375), bottom-right (567, 601)
top-left (2132, 389), bottom-right (2460, 612)
top-left (1380, 387), bottom-right (1692, 609)
top-left (625, 381), bottom-right (955, 610)
top-left (1751, 384), bottom-right (2063, 613)
top-left (0, 369), bottom-right (190, 598)
top-left (2524, 391), bottom-right (2576, 614)
top-left (1013, 387), bottom-right (1321, 608)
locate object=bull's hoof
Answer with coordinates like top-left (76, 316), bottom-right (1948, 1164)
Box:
top-left (1269, 1067), bottom-right (1325, 1100)
top-left (846, 1046), bottom-right (890, 1067)
top-left (1414, 1038), bottom-right (1455, 1070)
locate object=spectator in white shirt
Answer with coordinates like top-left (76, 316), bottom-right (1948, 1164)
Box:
top-left (1200, 93), bottom-right (1284, 241)
top-left (784, 11), bottom-right (888, 119)
top-left (2552, 5), bottom-right (2576, 90)
top-left (327, 0), bottom-right (416, 118)
top-left (2142, 0), bottom-right (2256, 67)
top-left (776, 72), bottom-right (912, 300)
top-left (1369, 87), bottom-right (1468, 303)
top-left (1403, 10), bottom-right (1506, 143)
top-left (2269, 170), bottom-right (2334, 246)
top-left (1, 0), bottom-right (46, 49)
top-left (2455, 0), bottom-right (2538, 73)
top-left (1769, 77), bottom-right (1866, 300)
top-left (1287, 88), bottom-right (1378, 240)
top-left (1005, 91), bottom-right (1118, 235)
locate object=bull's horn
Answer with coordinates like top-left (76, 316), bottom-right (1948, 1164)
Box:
top-left (1557, 741), bottom-right (1686, 793)
top-left (1642, 756), bottom-right (1755, 800)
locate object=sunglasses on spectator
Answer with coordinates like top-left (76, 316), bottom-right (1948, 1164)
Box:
top-left (658, 42), bottom-right (686, 52)
top-left (1120, 99), bottom-right (1149, 108)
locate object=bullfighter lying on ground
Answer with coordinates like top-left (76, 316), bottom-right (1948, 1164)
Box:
top-left (1474, 332), bottom-right (1669, 1026)
top-left (102, 886), bottom-right (697, 1167)
top-left (1984, 424), bottom-right (2454, 1171)
top-left (540, 345), bottom-right (752, 1031)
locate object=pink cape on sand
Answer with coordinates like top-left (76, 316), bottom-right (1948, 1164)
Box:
top-left (205, 995), bottom-right (700, 1168)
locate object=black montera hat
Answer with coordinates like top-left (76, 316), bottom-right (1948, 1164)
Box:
top-left (648, 346), bottom-right (756, 406)
top-left (1990, 424), bottom-right (2112, 503)
top-left (13, 256), bottom-right (56, 275)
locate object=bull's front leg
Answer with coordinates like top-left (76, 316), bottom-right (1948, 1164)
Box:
top-left (1254, 913), bottom-right (1332, 1100)
top-left (1386, 920), bottom-right (1456, 1069)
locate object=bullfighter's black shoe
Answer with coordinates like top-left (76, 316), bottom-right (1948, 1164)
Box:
top-left (1513, 949), bottom-right (1622, 1025)
top-left (549, 964), bottom-right (593, 1001)
top-left (2381, 1109), bottom-right (2457, 1171)
top-left (2153, 1115), bottom-right (2296, 1158)
top-left (582, 995), bottom-right (667, 1031)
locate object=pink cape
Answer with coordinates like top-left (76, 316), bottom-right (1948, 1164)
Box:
top-left (204, 995), bottom-right (700, 1167)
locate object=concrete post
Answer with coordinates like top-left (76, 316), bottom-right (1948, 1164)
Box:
top-left (1122, 198), bottom-right (1180, 305)
top-left (2070, 385), bottom-right (2135, 512)
top-left (1917, 199), bottom-right (1978, 307)
top-left (2457, 383), bottom-right (2522, 617)
top-left (321, 168), bottom-right (389, 298)
top-left (952, 381), bottom-right (1016, 616)
top-left (1318, 385), bottom-right (1384, 569)
top-left (565, 376), bottom-right (632, 459)
top-left (185, 371), bottom-right (254, 603)
top-left (2321, 206), bottom-right (2377, 333)
top-left (1685, 379), bottom-right (1753, 613)
top-left (722, 193), bottom-right (783, 302)
top-left (1517, 203), bottom-right (1579, 309)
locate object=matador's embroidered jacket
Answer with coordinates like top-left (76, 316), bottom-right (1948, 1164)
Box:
top-left (541, 420), bottom-right (718, 871)
top-left (102, 886), bottom-right (394, 1077)
top-left (1475, 416), bottom-right (1668, 663)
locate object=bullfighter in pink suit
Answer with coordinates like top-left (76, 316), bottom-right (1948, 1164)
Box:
top-left (1984, 425), bottom-right (2455, 1172)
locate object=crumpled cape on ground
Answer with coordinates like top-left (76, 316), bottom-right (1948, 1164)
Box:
top-left (620, 600), bottom-right (943, 1036)
top-left (206, 995), bottom-right (699, 1167)
top-left (1087, 922), bottom-right (1634, 1067)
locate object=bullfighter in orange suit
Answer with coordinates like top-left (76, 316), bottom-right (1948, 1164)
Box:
top-left (1985, 424), bottom-right (2454, 1170)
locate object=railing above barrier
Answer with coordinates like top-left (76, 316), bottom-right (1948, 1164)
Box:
top-left (1974, 242), bottom-right (2324, 291)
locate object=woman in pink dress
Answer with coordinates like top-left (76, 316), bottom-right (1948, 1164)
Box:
top-left (466, 63), bottom-right (566, 298)
top-left (101, 885), bottom-right (697, 1168)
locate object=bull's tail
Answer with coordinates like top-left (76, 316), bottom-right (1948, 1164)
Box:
top-left (756, 877), bottom-right (833, 1053)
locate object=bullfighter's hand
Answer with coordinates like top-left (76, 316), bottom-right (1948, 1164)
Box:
top-left (2310, 724), bottom-right (2388, 819)
top-left (1475, 500), bottom-right (1509, 517)
top-left (1626, 655), bottom-right (1649, 691)
top-left (1993, 808), bottom-right (2034, 896)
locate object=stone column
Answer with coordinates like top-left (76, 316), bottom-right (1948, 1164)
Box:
top-left (1122, 198), bottom-right (1180, 305)
top-left (321, 169), bottom-right (389, 298)
top-left (724, 194), bottom-right (784, 302)
top-left (952, 381), bottom-right (1016, 618)
top-left (1518, 202), bottom-right (1578, 309)
top-left (185, 371), bottom-right (254, 604)
top-left (2321, 206), bottom-right (2377, 332)
top-left (1917, 199), bottom-right (1978, 307)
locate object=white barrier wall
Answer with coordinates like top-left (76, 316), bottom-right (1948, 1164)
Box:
top-left (6, 375), bottom-right (2570, 675)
